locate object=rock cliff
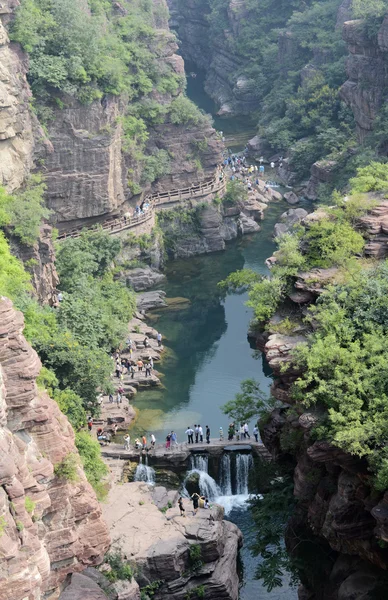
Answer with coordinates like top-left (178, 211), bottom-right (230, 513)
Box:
top-left (102, 481), bottom-right (243, 600)
top-left (340, 16), bottom-right (388, 141)
top-left (0, 297), bottom-right (110, 600)
top-left (0, 1), bottom-right (48, 192)
top-left (168, 0), bottom-right (259, 116)
top-left (42, 0), bottom-right (223, 231)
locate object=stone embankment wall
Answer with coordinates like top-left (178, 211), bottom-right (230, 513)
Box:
top-left (0, 298), bottom-right (109, 600)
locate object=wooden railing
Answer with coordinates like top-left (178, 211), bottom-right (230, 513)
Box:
top-left (57, 172), bottom-right (226, 240)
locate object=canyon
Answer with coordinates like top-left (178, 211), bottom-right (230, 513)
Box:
top-left (2, 0), bottom-right (388, 599)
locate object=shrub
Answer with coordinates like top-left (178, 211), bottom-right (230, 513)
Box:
top-left (75, 432), bottom-right (108, 500)
top-left (103, 551), bottom-right (134, 582)
top-left (168, 96), bottom-right (204, 126)
top-left (54, 453), bottom-right (79, 482)
top-left (24, 496), bottom-right (36, 514)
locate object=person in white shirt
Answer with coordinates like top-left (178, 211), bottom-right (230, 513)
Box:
top-left (124, 434), bottom-right (130, 450)
top-left (243, 423), bottom-right (250, 439)
top-left (198, 425), bottom-right (203, 443)
top-left (185, 427), bottom-right (194, 444)
top-left (150, 433), bottom-right (156, 447)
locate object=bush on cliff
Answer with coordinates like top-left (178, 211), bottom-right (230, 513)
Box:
top-left (75, 432), bottom-right (108, 500)
top-left (290, 262), bottom-right (388, 485)
top-left (0, 176), bottom-right (50, 246)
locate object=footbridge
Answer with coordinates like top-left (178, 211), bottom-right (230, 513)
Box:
top-left (57, 173), bottom-right (226, 240)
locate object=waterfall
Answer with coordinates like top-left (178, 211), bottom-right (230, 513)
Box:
top-left (219, 453), bottom-right (232, 496)
top-left (134, 455), bottom-right (155, 484)
top-left (190, 454), bottom-right (209, 472)
top-left (235, 453), bottom-right (253, 495)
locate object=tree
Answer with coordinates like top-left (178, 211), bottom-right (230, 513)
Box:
top-left (221, 379), bottom-right (267, 424)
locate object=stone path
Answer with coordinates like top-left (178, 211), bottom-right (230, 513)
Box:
top-left (102, 438), bottom-right (272, 462)
top-left (97, 315), bottom-right (164, 430)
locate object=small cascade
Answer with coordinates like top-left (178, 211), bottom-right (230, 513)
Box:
top-left (219, 453), bottom-right (232, 496)
top-left (189, 454), bottom-right (209, 472)
top-left (235, 453), bottom-right (253, 495)
top-left (134, 455), bottom-right (155, 484)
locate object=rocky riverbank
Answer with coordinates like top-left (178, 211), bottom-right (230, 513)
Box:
top-left (249, 199), bottom-right (388, 599)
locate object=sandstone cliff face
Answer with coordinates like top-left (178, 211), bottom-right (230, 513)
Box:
top-left (42, 0), bottom-right (223, 231)
top-left (0, 297), bottom-right (110, 600)
top-left (10, 225), bottom-right (59, 305)
top-left (0, 0), bottom-right (48, 192)
top-left (340, 15), bottom-right (388, 141)
top-left (168, 0), bottom-right (259, 116)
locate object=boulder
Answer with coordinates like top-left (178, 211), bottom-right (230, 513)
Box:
top-left (238, 212), bottom-right (261, 235)
top-left (102, 482), bottom-right (242, 600)
top-left (274, 208), bottom-right (308, 237)
top-left (136, 290), bottom-right (167, 312)
top-left (126, 268), bottom-right (166, 292)
top-left (284, 191), bottom-right (299, 205)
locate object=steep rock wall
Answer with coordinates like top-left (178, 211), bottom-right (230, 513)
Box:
top-left (168, 0), bottom-right (259, 116)
top-left (0, 1), bottom-right (48, 192)
top-left (42, 0), bottom-right (223, 231)
top-left (340, 15), bottom-right (388, 141)
top-left (0, 297), bottom-right (110, 600)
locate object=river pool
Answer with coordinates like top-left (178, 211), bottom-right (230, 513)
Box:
top-left (128, 66), bottom-right (297, 598)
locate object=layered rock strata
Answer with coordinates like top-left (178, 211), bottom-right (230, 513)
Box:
top-left (102, 481), bottom-right (243, 600)
top-left (0, 297), bottom-right (110, 600)
top-left (0, 1), bottom-right (48, 192)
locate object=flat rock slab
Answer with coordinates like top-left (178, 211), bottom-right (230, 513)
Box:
top-left (136, 290), bottom-right (167, 312)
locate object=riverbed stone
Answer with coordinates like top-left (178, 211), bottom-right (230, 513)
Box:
top-left (126, 267), bottom-right (166, 292)
top-left (102, 482), bottom-right (242, 600)
top-left (136, 290), bottom-right (167, 312)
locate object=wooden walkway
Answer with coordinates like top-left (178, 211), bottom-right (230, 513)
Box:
top-left (57, 174), bottom-right (226, 240)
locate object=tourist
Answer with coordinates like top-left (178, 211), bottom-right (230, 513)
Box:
top-left (253, 425), bottom-right (259, 443)
top-left (116, 392), bottom-right (121, 405)
top-left (191, 492), bottom-right (200, 516)
top-left (115, 362), bottom-right (122, 378)
top-left (149, 356), bottom-right (154, 369)
top-left (185, 426), bottom-right (194, 444)
top-left (219, 427), bottom-right (224, 441)
top-left (198, 424), bottom-right (203, 443)
top-left (157, 332), bottom-right (162, 347)
top-left (270, 161), bottom-right (275, 169)
top-left (144, 336), bottom-right (150, 348)
top-left (97, 427), bottom-right (103, 437)
top-left (194, 424), bottom-right (199, 443)
top-left (178, 497), bottom-right (186, 517)
top-left (124, 434), bottom-right (130, 450)
top-left (239, 424), bottom-right (244, 439)
top-left (142, 435), bottom-right (147, 450)
top-left (166, 433), bottom-right (171, 449)
top-left (130, 364), bottom-right (136, 379)
top-left (113, 423), bottom-right (118, 435)
top-left (137, 359), bottom-right (144, 372)
top-left (206, 425), bottom-right (210, 444)
top-left (228, 423), bottom-right (234, 441)
top-left (135, 438), bottom-right (141, 450)
top-left (243, 423), bottom-right (250, 439)
top-left (204, 498), bottom-right (210, 509)
top-left (109, 393), bottom-right (114, 403)
top-left (87, 416), bottom-right (93, 432)
top-left (145, 362), bottom-right (152, 377)
top-left (151, 433), bottom-right (156, 448)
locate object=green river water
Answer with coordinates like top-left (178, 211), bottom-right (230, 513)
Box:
top-left (128, 71), bottom-right (297, 599)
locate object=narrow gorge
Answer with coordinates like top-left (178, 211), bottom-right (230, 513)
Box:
top-left (3, 1), bottom-right (388, 600)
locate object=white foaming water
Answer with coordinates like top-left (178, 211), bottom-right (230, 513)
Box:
top-left (215, 494), bottom-right (250, 515)
top-left (184, 468), bottom-right (220, 500)
top-left (134, 455), bottom-right (155, 484)
top-left (219, 453), bottom-right (232, 496)
top-left (190, 454), bottom-right (209, 472)
top-left (236, 453), bottom-right (253, 495)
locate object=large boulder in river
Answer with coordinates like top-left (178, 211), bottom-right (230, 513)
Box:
top-left (184, 471), bottom-right (201, 496)
top-left (284, 190), bottom-right (299, 205)
top-left (103, 482), bottom-right (243, 600)
top-left (126, 267), bottom-right (166, 291)
top-left (274, 208), bottom-right (308, 238)
top-left (136, 290), bottom-right (166, 312)
top-left (238, 212), bottom-right (261, 234)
